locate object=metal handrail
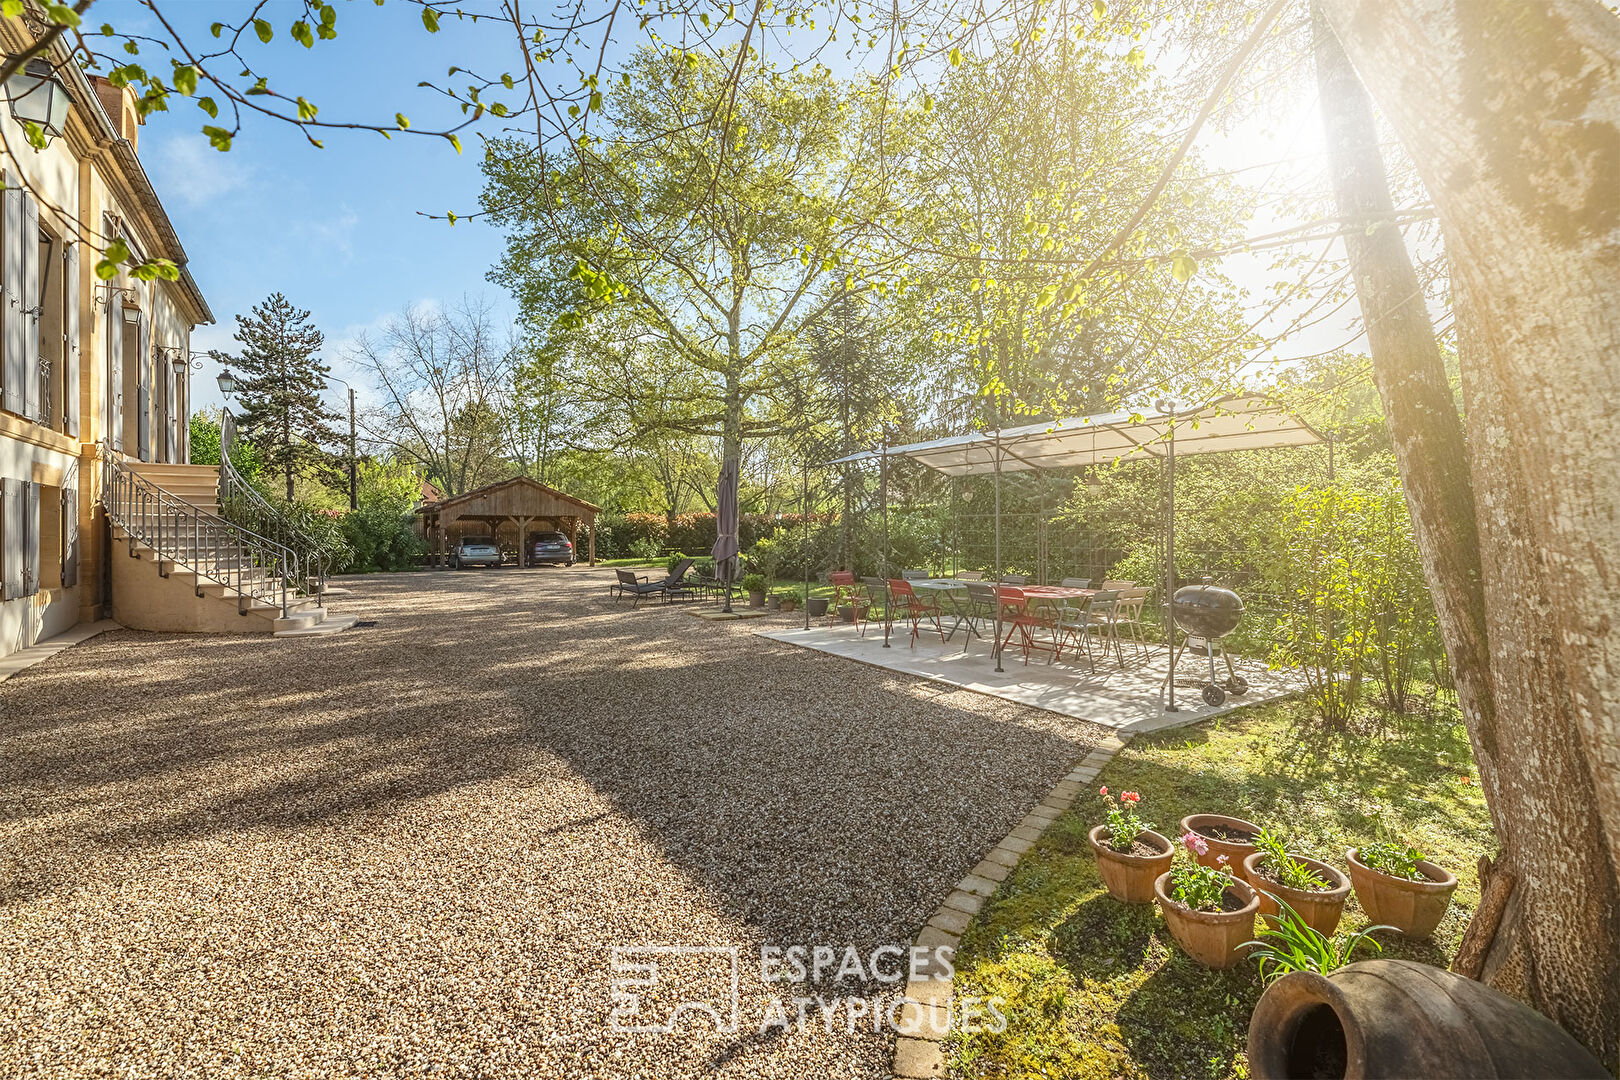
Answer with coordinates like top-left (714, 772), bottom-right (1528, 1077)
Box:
top-left (218, 407), bottom-right (331, 605)
top-left (103, 453), bottom-right (299, 618)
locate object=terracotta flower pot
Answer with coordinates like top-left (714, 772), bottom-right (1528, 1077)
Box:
top-left (1179, 813), bottom-right (1262, 871)
top-left (1346, 848), bottom-right (1458, 939)
top-left (1088, 825), bottom-right (1173, 904)
top-left (748, 590), bottom-right (766, 608)
top-left (1155, 871), bottom-right (1259, 969)
top-left (1241, 850), bottom-right (1352, 938)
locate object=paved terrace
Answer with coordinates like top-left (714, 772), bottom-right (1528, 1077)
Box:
top-left (0, 569), bottom-right (1111, 1078)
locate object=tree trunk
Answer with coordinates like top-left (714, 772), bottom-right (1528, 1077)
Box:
top-left (1316, 1), bottom-right (1620, 1066)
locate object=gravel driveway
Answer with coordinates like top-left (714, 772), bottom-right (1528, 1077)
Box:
top-left (0, 569), bottom-right (1107, 1078)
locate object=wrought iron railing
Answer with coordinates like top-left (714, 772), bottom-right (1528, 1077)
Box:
top-left (218, 407), bottom-right (330, 605)
top-left (103, 452), bottom-right (298, 618)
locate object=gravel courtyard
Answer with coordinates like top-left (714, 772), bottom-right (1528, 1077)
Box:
top-left (0, 569), bottom-right (1108, 1079)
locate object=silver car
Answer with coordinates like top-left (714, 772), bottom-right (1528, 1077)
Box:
top-left (450, 536), bottom-right (503, 569)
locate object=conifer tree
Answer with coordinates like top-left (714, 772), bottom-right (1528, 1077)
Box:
top-left (225, 293), bottom-right (342, 501)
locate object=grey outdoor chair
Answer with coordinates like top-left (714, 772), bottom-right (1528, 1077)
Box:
top-left (859, 576), bottom-right (891, 638)
top-left (614, 569), bottom-right (667, 608)
top-left (901, 569), bottom-right (928, 580)
top-left (954, 569), bottom-right (984, 581)
top-left (998, 573), bottom-right (1029, 585)
top-left (1060, 577), bottom-right (1092, 589)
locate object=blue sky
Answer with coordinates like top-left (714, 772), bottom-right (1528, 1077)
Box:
top-left (122, 1), bottom-right (523, 413)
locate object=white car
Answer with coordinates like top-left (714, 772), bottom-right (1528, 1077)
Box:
top-left (450, 537), bottom-right (503, 569)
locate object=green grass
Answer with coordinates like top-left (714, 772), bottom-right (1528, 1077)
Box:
top-left (949, 697), bottom-right (1494, 1080)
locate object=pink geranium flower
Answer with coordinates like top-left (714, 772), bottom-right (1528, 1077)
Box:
top-left (1181, 830), bottom-right (1209, 857)
top-left (1099, 786), bottom-right (1108, 797)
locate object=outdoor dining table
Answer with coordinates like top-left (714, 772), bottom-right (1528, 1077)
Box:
top-left (907, 579), bottom-right (980, 644)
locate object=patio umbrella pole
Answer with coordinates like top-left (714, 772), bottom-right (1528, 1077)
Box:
top-left (994, 430), bottom-right (1004, 674)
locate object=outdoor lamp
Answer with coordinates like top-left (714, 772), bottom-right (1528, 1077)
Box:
top-left (5, 59), bottom-right (72, 146)
top-left (217, 370), bottom-right (239, 396)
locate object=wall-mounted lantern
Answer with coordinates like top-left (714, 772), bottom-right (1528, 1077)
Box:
top-left (5, 59), bottom-right (72, 147)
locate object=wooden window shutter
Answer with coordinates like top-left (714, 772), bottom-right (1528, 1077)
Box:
top-left (23, 479), bottom-right (38, 597)
top-left (62, 483), bottom-right (78, 588)
top-left (21, 192), bottom-right (39, 421)
top-left (63, 240), bottom-right (78, 436)
top-left (1, 478), bottom-right (20, 600)
top-left (2, 184), bottom-right (23, 416)
top-left (107, 293), bottom-right (123, 452)
top-left (137, 312), bottom-right (150, 461)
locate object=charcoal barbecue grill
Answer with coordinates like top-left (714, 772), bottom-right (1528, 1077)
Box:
top-left (1170, 582), bottom-right (1249, 706)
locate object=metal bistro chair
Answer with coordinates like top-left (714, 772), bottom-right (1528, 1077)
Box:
top-left (1081, 589), bottom-right (1125, 667)
top-left (887, 578), bottom-right (946, 647)
top-left (829, 570), bottom-right (863, 625)
top-left (993, 586), bottom-right (1062, 666)
top-left (901, 568), bottom-right (928, 581)
top-left (1101, 579), bottom-right (1136, 592)
top-left (1060, 577), bottom-right (1091, 589)
top-left (1113, 587), bottom-right (1151, 658)
top-left (954, 569), bottom-right (984, 581)
top-left (858, 576), bottom-right (891, 638)
top-left (961, 581), bottom-right (999, 653)
top-left (998, 573), bottom-right (1029, 585)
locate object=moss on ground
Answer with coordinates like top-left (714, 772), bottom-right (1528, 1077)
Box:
top-left (949, 697), bottom-right (1495, 1080)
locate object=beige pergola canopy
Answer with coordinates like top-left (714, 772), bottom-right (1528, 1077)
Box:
top-left (827, 395), bottom-right (1324, 474)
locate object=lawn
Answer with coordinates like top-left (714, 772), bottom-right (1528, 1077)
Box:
top-left (948, 696), bottom-right (1495, 1080)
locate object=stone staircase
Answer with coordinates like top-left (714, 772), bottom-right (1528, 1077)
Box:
top-left (105, 459), bottom-right (357, 638)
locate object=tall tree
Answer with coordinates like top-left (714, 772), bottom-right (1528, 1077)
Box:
top-left (226, 292), bottom-right (341, 501)
top-left (1314, 0), bottom-right (1620, 1065)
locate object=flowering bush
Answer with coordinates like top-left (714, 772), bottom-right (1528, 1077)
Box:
top-left (1098, 787), bottom-right (1153, 853)
top-left (1168, 832), bottom-right (1238, 911)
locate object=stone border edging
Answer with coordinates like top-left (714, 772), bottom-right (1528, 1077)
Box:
top-left (890, 731), bottom-right (1131, 1080)
top-left (0, 620), bottom-right (120, 684)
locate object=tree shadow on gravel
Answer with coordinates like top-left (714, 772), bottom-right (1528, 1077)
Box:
top-left (0, 571), bottom-right (1108, 960)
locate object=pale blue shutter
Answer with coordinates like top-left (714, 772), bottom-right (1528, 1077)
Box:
top-left (137, 312), bottom-right (150, 460)
top-left (23, 479), bottom-right (37, 596)
top-left (1, 478), bottom-right (20, 600)
top-left (21, 193), bottom-right (38, 421)
top-left (107, 294), bottom-right (123, 452)
top-left (63, 241), bottom-right (78, 436)
top-left (2, 186), bottom-right (23, 416)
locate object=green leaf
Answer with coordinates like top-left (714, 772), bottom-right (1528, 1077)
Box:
top-left (501, 73), bottom-right (514, 90)
top-left (320, 5), bottom-right (337, 26)
top-left (202, 124), bottom-right (233, 151)
top-left (172, 65), bottom-right (198, 96)
top-left (1092, 0), bottom-right (1107, 18)
top-left (197, 96), bottom-right (218, 119)
top-left (22, 121), bottom-right (46, 150)
top-left (43, 3), bottom-right (79, 27)
top-left (94, 258), bottom-right (119, 281)
top-left (446, 133), bottom-right (462, 154)
top-left (296, 96), bottom-right (317, 121)
top-left (292, 20), bottom-right (314, 48)
top-left (422, 8), bottom-right (439, 32)
top-left (1172, 252), bottom-right (1198, 283)
top-left (948, 46), bottom-right (962, 66)
top-left (395, 112), bottom-right (410, 129)
top-left (253, 18), bottom-right (273, 42)
top-left (209, 21), bottom-right (223, 38)
top-left (104, 238), bottom-right (131, 264)
top-left (489, 102), bottom-right (508, 117)
top-left (3, 1), bottom-right (27, 18)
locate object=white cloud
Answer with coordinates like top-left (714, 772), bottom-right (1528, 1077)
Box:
top-left (150, 134), bottom-right (252, 208)
top-left (296, 206), bottom-right (361, 261)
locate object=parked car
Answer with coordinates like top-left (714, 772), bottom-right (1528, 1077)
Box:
top-left (528, 531), bottom-right (575, 566)
top-left (450, 536), bottom-right (503, 569)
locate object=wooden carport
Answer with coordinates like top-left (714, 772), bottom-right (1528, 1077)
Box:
top-left (416, 477), bottom-right (601, 567)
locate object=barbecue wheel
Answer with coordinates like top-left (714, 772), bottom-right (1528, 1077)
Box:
top-left (1225, 676), bottom-right (1249, 696)
top-left (1202, 684), bottom-right (1226, 706)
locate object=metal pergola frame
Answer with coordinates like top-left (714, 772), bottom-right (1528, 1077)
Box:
top-left (822, 395), bottom-right (1326, 707)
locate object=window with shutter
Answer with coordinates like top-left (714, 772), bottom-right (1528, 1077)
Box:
top-left (62, 484), bottom-right (78, 588)
top-left (2, 184), bottom-right (23, 417)
top-left (1, 478), bottom-right (21, 601)
top-left (23, 480), bottom-right (38, 597)
top-left (63, 241), bottom-right (78, 437)
top-left (137, 313), bottom-right (151, 460)
top-left (106, 293), bottom-right (123, 451)
top-left (21, 192), bottom-right (39, 422)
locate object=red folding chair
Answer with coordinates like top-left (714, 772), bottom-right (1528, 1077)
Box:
top-left (995, 586), bottom-right (1063, 665)
top-left (887, 578), bottom-right (946, 647)
top-left (829, 570), bottom-right (864, 627)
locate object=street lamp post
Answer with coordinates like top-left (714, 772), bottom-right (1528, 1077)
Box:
top-left (326, 378), bottom-right (358, 512)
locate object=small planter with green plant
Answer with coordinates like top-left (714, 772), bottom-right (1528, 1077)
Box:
top-left (1346, 840), bottom-right (1458, 939)
top-left (741, 573), bottom-right (768, 608)
top-left (1153, 830), bottom-right (1259, 968)
top-left (1086, 787), bottom-right (1172, 904)
top-left (1241, 827), bottom-right (1352, 937)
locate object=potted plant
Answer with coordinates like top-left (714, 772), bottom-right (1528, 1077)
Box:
top-left (807, 595), bottom-right (830, 617)
top-left (1179, 813), bottom-right (1263, 871)
top-left (766, 593), bottom-right (783, 610)
top-left (779, 594), bottom-right (798, 613)
top-left (742, 573), bottom-right (767, 608)
top-left (1154, 832), bottom-right (1260, 969)
top-left (1241, 828), bottom-right (1352, 937)
top-left (1087, 787), bottom-right (1173, 904)
top-left (1346, 841), bottom-right (1458, 939)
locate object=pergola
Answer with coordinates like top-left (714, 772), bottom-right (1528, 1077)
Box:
top-left (417, 477), bottom-right (601, 567)
top-left (820, 395), bottom-right (1325, 703)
